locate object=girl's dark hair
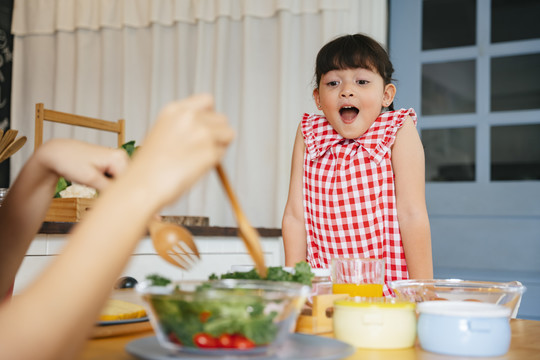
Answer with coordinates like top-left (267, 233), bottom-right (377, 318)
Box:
top-left (314, 33), bottom-right (395, 90)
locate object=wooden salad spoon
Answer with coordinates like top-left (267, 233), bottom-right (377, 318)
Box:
top-left (0, 136), bottom-right (27, 163)
top-left (215, 164), bottom-right (267, 278)
top-left (0, 129), bottom-right (18, 155)
top-left (149, 218), bottom-right (200, 270)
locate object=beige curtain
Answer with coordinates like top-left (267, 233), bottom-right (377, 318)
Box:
top-left (11, 0), bottom-right (387, 228)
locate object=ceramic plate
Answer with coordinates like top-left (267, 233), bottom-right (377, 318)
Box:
top-left (98, 316), bottom-right (149, 326)
top-left (126, 333), bottom-right (354, 360)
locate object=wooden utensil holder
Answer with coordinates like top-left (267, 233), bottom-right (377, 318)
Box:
top-left (44, 198), bottom-right (94, 222)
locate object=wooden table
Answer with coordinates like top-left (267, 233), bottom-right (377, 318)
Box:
top-left (77, 319), bottom-right (540, 360)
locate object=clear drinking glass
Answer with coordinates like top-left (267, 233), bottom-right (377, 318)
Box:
top-left (331, 258), bottom-right (385, 297)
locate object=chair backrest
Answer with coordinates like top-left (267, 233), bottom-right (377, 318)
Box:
top-left (34, 103), bottom-right (125, 151)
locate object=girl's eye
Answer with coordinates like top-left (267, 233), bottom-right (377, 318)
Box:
top-left (326, 81), bottom-right (340, 87)
top-left (356, 80), bottom-right (369, 85)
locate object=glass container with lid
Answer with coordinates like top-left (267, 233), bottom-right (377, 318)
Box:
top-left (307, 268), bottom-right (332, 305)
top-left (333, 297), bottom-right (416, 349)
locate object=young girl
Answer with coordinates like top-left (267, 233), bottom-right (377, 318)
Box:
top-left (282, 34), bottom-right (432, 295)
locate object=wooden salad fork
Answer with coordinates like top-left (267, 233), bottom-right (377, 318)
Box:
top-left (149, 218), bottom-right (200, 270)
top-left (216, 164), bottom-right (267, 278)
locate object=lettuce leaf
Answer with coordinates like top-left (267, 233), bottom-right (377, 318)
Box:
top-left (210, 261), bottom-right (314, 286)
top-left (121, 140), bottom-right (137, 157)
top-left (54, 177), bottom-right (71, 198)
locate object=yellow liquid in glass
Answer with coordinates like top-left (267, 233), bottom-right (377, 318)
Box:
top-left (332, 283), bottom-right (383, 297)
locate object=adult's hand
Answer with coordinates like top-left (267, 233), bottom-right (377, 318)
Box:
top-left (37, 139), bottom-right (129, 191)
top-left (125, 94), bottom-right (235, 212)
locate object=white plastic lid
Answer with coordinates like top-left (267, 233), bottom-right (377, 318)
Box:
top-left (311, 267), bottom-right (331, 277)
top-left (418, 301), bottom-right (511, 318)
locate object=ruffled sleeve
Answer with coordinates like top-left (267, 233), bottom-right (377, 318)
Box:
top-left (301, 113), bottom-right (343, 161)
top-left (357, 108), bottom-right (417, 164)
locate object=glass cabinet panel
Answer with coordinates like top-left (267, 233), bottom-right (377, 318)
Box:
top-left (491, 53), bottom-right (540, 112)
top-left (422, 127), bottom-right (476, 181)
top-left (491, 124), bottom-right (540, 180)
top-left (491, 0), bottom-right (540, 43)
top-left (422, 60), bottom-right (476, 115)
top-left (422, 0), bottom-right (476, 50)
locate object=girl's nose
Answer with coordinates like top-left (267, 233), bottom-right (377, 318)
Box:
top-left (340, 87), bottom-right (354, 97)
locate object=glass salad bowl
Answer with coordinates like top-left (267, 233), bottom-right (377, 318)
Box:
top-left (389, 279), bottom-right (526, 318)
top-left (136, 279), bottom-right (310, 356)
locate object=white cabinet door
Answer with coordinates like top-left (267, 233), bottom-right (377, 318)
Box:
top-left (14, 235), bottom-right (285, 294)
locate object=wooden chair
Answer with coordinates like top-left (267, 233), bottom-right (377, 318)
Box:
top-left (34, 103), bottom-right (125, 151)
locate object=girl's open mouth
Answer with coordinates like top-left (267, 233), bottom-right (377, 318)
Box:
top-left (339, 106), bottom-right (359, 123)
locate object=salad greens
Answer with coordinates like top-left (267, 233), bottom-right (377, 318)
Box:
top-left (120, 140), bottom-right (138, 157)
top-left (209, 261), bottom-right (314, 286)
top-left (145, 280), bottom-right (278, 347)
top-left (54, 177), bottom-right (71, 198)
top-left (146, 273), bottom-right (172, 286)
top-left (143, 262), bottom-right (312, 349)
top-left (156, 293), bottom-right (277, 346)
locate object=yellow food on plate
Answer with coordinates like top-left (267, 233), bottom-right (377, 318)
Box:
top-left (99, 299), bottom-right (146, 322)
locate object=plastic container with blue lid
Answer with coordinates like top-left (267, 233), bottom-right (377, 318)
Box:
top-left (417, 301), bottom-right (511, 357)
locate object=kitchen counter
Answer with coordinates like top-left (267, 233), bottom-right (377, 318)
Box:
top-left (77, 318), bottom-right (540, 359)
top-left (39, 222), bottom-right (282, 237)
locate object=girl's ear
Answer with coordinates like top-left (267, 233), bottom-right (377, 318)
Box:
top-left (383, 83), bottom-right (396, 106)
top-left (313, 88), bottom-right (321, 109)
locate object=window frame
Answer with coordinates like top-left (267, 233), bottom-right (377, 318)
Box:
top-left (390, 0), bottom-right (540, 184)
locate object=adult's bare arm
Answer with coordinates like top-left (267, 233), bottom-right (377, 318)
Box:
top-left (0, 94), bottom-right (234, 360)
top-left (0, 140), bottom-right (129, 297)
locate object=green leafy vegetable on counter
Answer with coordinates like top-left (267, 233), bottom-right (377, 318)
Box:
top-left (121, 140), bottom-right (138, 157)
top-left (146, 273), bottom-right (172, 286)
top-left (54, 177), bottom-right (71, 198)
top-left (209, 261), bottom-right (314, 286)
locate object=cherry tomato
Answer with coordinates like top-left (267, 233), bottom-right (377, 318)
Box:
top-left (199, 311), bottom-right (211, 323)
top-left (232, 334), bottom-right (255, 349)
top-left (168, 332), bottom-right (182, 345)
top-left (217, 333), bottom-right (234, 348)
top-left (193, 333), bottom-right (218, 348)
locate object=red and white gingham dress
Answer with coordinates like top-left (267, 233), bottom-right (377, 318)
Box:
top-left (302, 108), bottom-right (416, 296)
